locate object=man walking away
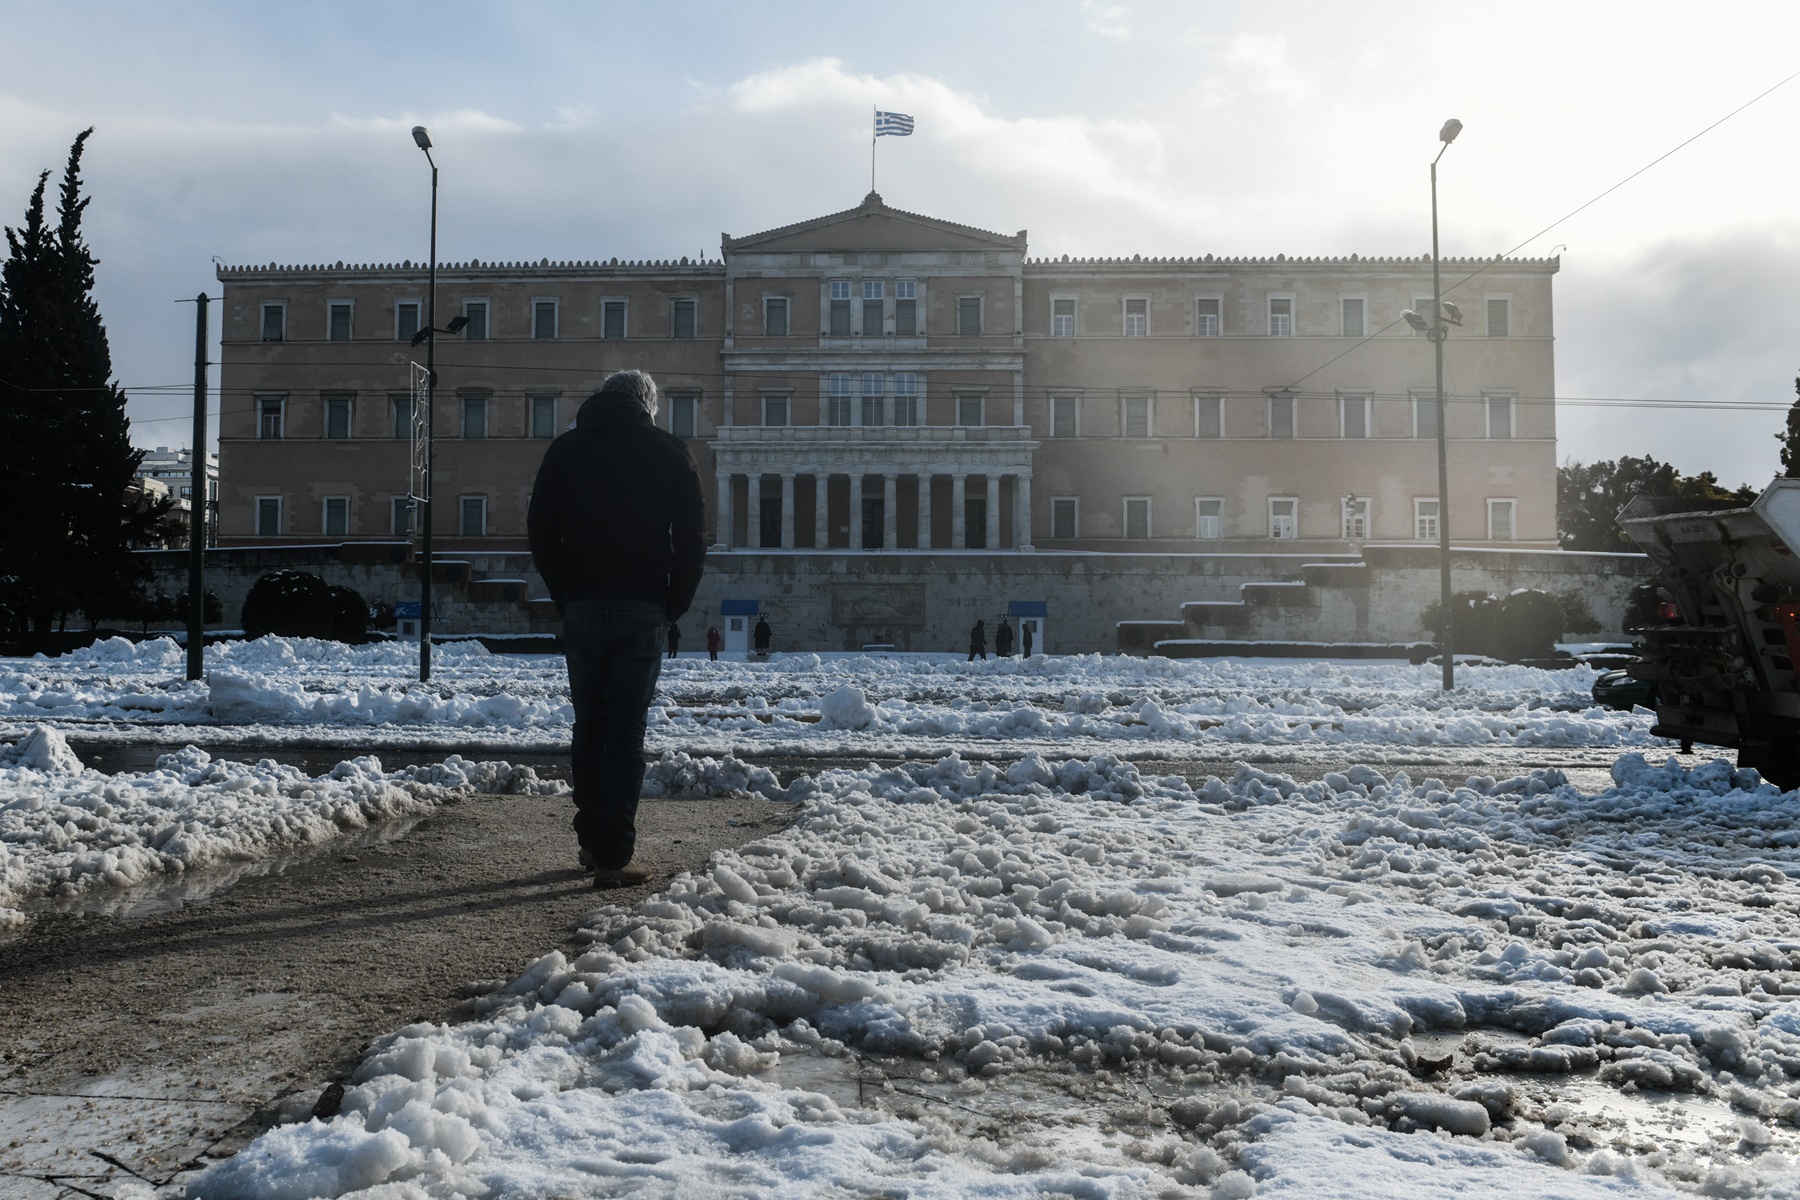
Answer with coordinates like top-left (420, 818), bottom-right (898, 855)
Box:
top-left (754, 615), bottom-right (772, 657)
top-left (968, 619), bottom-right (987, 662)
top-left (995, 618), bottom-right (1014, 658)
top-left (665, 623), bottom-right (681, 660)
top-left (528, 369), bottom-right (705, 890)
top-left (1022, 620), bottom-right (1034, 658)
top-left (706, 625), bottom-right (721, 661)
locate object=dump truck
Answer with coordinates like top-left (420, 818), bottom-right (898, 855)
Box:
top-left (1617, 477), bottom-right (1800, 789)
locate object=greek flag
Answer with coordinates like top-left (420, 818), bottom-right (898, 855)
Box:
top-left (874, 111), bottom-right (914, 137)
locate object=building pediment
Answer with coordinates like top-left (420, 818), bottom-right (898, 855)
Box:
top-left (723, 193), bottom-right (1026, 256)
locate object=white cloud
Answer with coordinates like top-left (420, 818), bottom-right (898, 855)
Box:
top-left (1082, 1), bottom-right (1131, 41)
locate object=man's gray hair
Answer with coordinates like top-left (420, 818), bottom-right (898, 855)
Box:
top-left (601, 369), bottom-right (658, 417)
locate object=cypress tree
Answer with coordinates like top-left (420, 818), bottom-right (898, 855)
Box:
top-left (0, 128), bottom-right (165, 638)
top-left (1779, 374), bottom-right (1800, 477)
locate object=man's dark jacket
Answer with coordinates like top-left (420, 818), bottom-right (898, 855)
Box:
top-left (527, 392), bottom-right (706, 617)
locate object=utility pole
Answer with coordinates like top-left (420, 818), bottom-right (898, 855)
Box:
top-left (414, 127), bottom-right (439, 683)
top-left (186, 294), bottom-right (208, 682)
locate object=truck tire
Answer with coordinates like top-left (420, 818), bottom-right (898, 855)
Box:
top-left (1739, 742), bottom-right (1800, 793)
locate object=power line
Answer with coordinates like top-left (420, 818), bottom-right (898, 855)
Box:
top-left (1276, 64), bottom-right (1800, 395)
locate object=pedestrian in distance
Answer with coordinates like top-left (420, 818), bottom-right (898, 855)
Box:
top-left (706, 625), bottom-right (721, 661)
top-left (753, 615), bottom-right (772, 656)
top-left (528, 369), bottom-right (706, 890)
top-left (1022, 621), bottom-right (1035, 658)
top-left (968, 619), bottom-right (987, 662)
top-left (995, 618), bottom-right (1014, 658)
top-left (665, 623), bottom-right (680, 660)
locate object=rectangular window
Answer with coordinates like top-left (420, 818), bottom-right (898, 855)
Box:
top-left (260, 303), bottom-right (285, 342)
top-left (255, 496), bottom-right (282, 538)
top-left (1269, 394), bottom-right (1294, 439)
top-left (1124, 298), bottom-right (1148, 337)
top-left (1050, 395), bottom-right (1078, 438)
top-left (391, 394), bottom-right (413, 440)
top-left (892, 373), bottom-right (918, 426)
top-left (1052, 297), bottom-right (1075, 337)
top-left (1342, 496), bottom-right (1369, 539)
top-left (1051, 497), bottom-right (1077, 540)
top-left (462, 395), bottom-right (487, 439)
top-left (862, 280), bottom-right (884, 335)
top-left (861, 372), bottom-right (884, 426)
top-left (895, 279), bottom-right (917, 335)
top-left (827, 373), bottom-right (852, 426)
top-left (1340, 394), bottom-right (1369, 439)
top-left (459, 496), bottom-right (487, 537)
top-left (956, 394), bottom-right (984, 427)
top-left (1195, 297), bottom-right (1220, 337)
top-left (672, 298), bottom-right (696, 339)
top-left (1124, 497), bottom-right (1151, 539)
top-left (328, 301), bottom-right (352, 342)
top-left (1487, 395), bottom-right (1514, 439)
top-left (1414, 394), bottom-right (1440, 440)
top-left (957, 296), bottom-right (983, 337)
top-left (395, 302), bottom-right (420, 343)
top-left (530, 395), bottom-right (558, 439)
top-left (1194, 394), bottom-right (1222, 439)
top-left (669, 394), bottom-right (697, 439)
top-left (256, 395), bottom-right (284, 440)
top-left (1268, 297), bottom-right (1292, 337)
top-left (763, 395), bottom-right (790, 427)
top-left (1488, 499), bottom-right (1517, 541)
top-left (829, 280), bottom-right (852, 336)
top-left (1123, 394), bottom-right (1151, 438)
top-left (763, 296), bottom-right (789, 337)
top-left (392, 496), bottom-right (414, 537)
top-left (602, 299), bottom-right (626, 339)
top-left (323, 394), bottom-right (353, 440)
top-left (1414, 497), bottom-right (1440, 541)
top-left (322, 496), bottom-right (349, 538)
top-left (1487, 297), bottom-right (1510, 338)
top-left (1195, 498), bottom-right (1223, 540)
top-left (462, 300), bottom-right (488, 341)
top-left (1269, 497), bottom-right (1297, 539)
top-left (1341, 297), bottom-right (1364, 338)
top-left (533, 300), bottom-right (558, 340)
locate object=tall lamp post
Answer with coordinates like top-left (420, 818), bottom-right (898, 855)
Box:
top-left (412, 125), bottom-right (439, 684)
top-left (1404, 118), bottom-right (1463, 691)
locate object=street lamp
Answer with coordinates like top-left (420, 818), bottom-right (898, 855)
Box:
top-left (1404, 117), bottom-right (1463, 691)
top-left (412, 124), bottom-right (438, 683)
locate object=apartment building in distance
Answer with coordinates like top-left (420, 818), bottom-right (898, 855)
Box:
top-left (211, 193), bottom-right (1559, 648)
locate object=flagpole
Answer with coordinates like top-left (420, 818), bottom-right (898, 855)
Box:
top-left (870, 106), bottom-right (877, 193)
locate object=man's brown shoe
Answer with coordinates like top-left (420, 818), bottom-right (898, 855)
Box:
top-left (592, 859), bottom-right (653, 889)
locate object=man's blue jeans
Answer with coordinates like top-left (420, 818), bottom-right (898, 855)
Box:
top-left (562, 600), bottom-right (665, 869)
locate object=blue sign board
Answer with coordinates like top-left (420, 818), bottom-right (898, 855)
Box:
top-left (721, 598), bottom-right (759, 616)
top-left (1008, 600), bottom-right (1048, 618)
top-left (395, 602), bottom-right (436, 619)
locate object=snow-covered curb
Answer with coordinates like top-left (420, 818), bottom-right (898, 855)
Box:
top-left (0, 725), bottom-right (563, 927)
top-left (192, 751), bottom-right (1800, 1197)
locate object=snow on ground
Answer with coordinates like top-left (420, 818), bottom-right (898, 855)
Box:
top-left (0, 724), bottom-right (563, 928)
top-left (191, 749), bottom-right (1800, 1198)
top-left (0, 636), bottom-right (1658, 767)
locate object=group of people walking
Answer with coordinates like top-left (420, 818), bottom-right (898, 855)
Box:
top-left (967, 617), bottom-right (1034, 661)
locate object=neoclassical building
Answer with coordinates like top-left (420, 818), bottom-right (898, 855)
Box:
top-left (215, 194), bottom-right (1558, 562)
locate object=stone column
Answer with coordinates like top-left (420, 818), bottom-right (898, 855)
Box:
top-left (716, 471), bottom-right (733, 549)
top-left (780, 473), bottom-right (796, 549)
top-left (1016, 473), bottom-right (1034, 551)
top-left (951, 473), bottom-right (966, 549)
top-left (750, 473), bottom-right (765, 549)
top-left (918, 473), bottom-right (932, 549)
top-left (813, 472), bottom-right (830, 549)
top-left (882, 474), bottom-right (897, 550)
top-left (848, 472), bottom-right (865, 550)
top-left (985, 474), bottom-right (1000, 551)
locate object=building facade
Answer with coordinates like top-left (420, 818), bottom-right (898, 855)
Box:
top-left (215, 194), bottom-right (1558, 564)
top-left (135, 446), bottom-right (220, 548)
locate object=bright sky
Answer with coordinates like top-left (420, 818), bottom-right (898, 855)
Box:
top-left (2, 0), bottom-right (1795, 487)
